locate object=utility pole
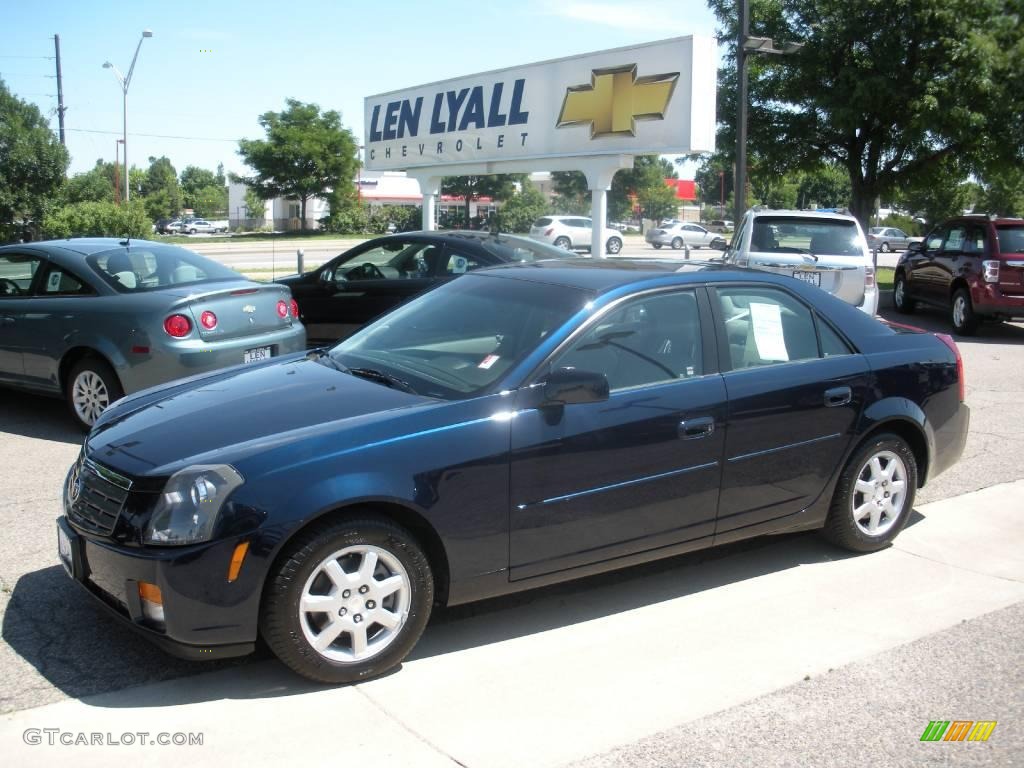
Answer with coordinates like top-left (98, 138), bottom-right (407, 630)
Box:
top-left (54, 34), bottom-right (67, 146)
top-left (114, 140), bottom-right (122, 205)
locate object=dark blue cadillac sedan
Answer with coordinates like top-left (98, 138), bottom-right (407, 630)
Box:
top-left (57, 260), bottom-right (969, 682)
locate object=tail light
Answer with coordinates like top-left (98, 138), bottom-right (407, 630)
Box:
top-left (864, 263), bottom-right (875, 288)
top-left (290, 299), bottom-right (300, 319)
top-left (276, 300), bottom-right (288, 318)
top-left (982, 260), bottom-right (1000, 283)
top-left (163, 314), bottom-right (192, 338)
top-left (200, 310), bottom-right (218, 330)
top-left (544, 228), bottom-right (554, 236)
top-left (934, 333), bottom-right (965, 402)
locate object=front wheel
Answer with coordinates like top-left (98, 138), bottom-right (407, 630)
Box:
top-left (671, 237), bottom-right (683, 250)
top-left (822, 434), bottom-right (917, 553)
top-left (261, 516), bottom-right (434, 684)
top-left (66, 356), bottom-right (123, 431)
top-left (652, 243), bottom-right (663, 250)
top-left (893, 273), bottom-right (915, 314)
top-left (951, 288), bottom-right (978, 336)
top-left (606, 237), bottom-right (622, 255)
top-left (553, 236), bottom-right (571, 250)
top-left (189, 228), bottom-right (197, 234)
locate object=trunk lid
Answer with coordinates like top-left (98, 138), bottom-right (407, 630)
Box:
top-left (169, 282), bottom-right (294, 340)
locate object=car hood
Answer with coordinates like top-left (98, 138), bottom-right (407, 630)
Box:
top-left (86, 356), bottom-right (433, 478)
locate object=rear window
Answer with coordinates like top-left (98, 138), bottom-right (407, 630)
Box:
top-left (996, 226), bottom-right (1024, 254)
top-left (533, 218), bottom-right (553, 228)
top-left (752, 217), bottom-right (863, 256)
top-left (86, 244), bottom-right (242, 292)
top-left (476, 234), bottom-right (575, 263)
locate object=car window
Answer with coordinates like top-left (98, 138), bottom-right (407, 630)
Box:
top-left (925, 228), bottom-right (946, 251)
top-left (751, 217), bottom-right (862, 256)
top-left (892, 229), bottom-right (906, 238)
top-left (817, 317), bottom-right (853, 357)
top-left (996, 225), bottom-right (1024, 254)
top-left (554, 291), bottom-right (703, 391)
top-left (962, 227), bottom-right (986, 256)
top-left (533, 217), bottom-right (552, 228)
top-left (474, 234), bottom-right (575, 263)
top-left (334, 240), bottom-right (440, 280)
top-left (87, 244), bottom-right (240, 292)
top-left (40, 264), bottom-right (94, 296)
top-left (716, 287), bottom-right (821, 369)
top-left (943, 226), bottom-right (967, 252)
top-left (570, 218), bottom-right (591, 228)
top-left (0, 253), bottom-right (44, 297)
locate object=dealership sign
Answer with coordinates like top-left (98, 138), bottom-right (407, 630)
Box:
top-left (363, 36), bottom-right (717, 171)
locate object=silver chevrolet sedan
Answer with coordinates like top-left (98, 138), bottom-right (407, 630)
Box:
top-left (0, 238), bottom-right (306, 429)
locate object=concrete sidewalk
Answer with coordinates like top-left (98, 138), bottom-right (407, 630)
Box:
top-left (2, 480), bottom-right (1022, 767)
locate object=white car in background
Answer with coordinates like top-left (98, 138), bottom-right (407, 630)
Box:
top-left (529, 216), bottom-right (623, 255)
top-left (723, 209), bottom-right (878, 316)
top-left (183, 219), bottom-right (228, 234)
top-left (645, 221), bottom-right (720, 250)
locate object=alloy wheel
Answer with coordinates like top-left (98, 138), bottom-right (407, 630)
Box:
top-left (299, 544), bottom-right (411, 663)
top-left (952, 294), bottom-right (966, 328)
top-left (71, 370), bottom-right (110, 426)
top-left (851, 450), bottom-right (907, 537)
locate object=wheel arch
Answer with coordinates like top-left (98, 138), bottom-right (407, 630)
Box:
top-left (59, 346), bottom-right (124, 395)
top-left (851, 414), bottom-right (930, 488)
top-left (949, 276), bottom-right (970, 298)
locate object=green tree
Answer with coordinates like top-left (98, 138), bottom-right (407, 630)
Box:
top-left (236, 99), bottom-right (358, 229)
top-left (896, 157), bottom-right (972, 226)
top-left (0, 79), bottom-right (69, 240)
top-left (64, 160), bottom-right (117, 205)
top-left (977, 166), bottom-right (1024, 217)
top-left (41, 200), bottom-right (149, 240)
top-left (705, 0), bottom-right (1024, 227)
top-left (551, 171), bottom-right (590, 214)
top-left (611, 155), bottom-right (677, 222)
top-left (441, 174), bottom-right (524, 225)
top-left (140, 156), bottom-right (181, 220)
top-left (244, 187), bottom-right (266, 220)
top-left (796, 164), bottom-right (851, 210)
top-left (493, 180), bottom-right (549, 233)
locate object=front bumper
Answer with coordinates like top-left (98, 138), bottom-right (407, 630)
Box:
top-left (56, 516), bottom-right (259, 660)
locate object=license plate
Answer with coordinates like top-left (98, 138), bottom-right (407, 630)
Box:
top-left (793, 270), bottom-right (821, 287)
top-left (243, 346), bottom-right (271, 363)
top-left (57, 522), bottom-right (74, 577)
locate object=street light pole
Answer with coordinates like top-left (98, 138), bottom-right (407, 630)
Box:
top-left (103, 29), bottom-right (153, 203)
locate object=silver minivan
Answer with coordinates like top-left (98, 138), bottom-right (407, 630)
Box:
top-left (723, 209), bottom-right (878, 316)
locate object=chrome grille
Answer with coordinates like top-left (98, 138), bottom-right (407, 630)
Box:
top-left (67, 456), bottom-right (132, 536)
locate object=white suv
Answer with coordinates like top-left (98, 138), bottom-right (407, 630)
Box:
top-left (724, 209), bottom-right (878, 316)
top-left (529, 216), bottom-right (623, 255)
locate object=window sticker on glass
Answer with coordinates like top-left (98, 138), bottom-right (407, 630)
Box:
top-left (478, 354), bottom-right (500, 369)
top-left (47, 271), bottom-right (62, 291)
top-left (749, 302), bottom-right (789, 361)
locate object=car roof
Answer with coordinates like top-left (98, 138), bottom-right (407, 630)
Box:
top-left (750, 209), bottom-right (859, 223)
top-left (0, 237), bottom-right (164, 256)
top-left (953, 215), bottom-right (1024, 226)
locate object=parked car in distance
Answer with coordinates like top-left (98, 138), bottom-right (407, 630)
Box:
top-left (529, 216), bottom-right (624, 254)
top-left (893, 215), bottom-right (1024, 335)
top-left (278, 230), bottom-right (579, 346)
top-left (609, 221), bottom-right (640, 234)
top-left (161, 219), bottom-right (185, 234)
top-left (646, 222), bottom-right (720, 251)
top-left (708, 219), bottom-right (734, 233)
top-left (867, 227), bottom-right (918, 252)
top-left (723, 209), bottom-right (878, 316)
top-left (0, 238), bottom-right (305, 429)
top-left (56, 259), bottom-right (968, 683)
top-left (182, 219), bottom-right (227, 234)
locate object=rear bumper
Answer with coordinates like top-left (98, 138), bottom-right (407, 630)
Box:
top-left (928, 402), bottom-right (970, 484)
top-left (972, 284), bottom-right (1024, 320)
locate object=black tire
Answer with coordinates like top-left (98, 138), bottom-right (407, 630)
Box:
top-left (893, 273), bottom-right (916, 314)
top-left (606, 237), bottom-right (622, 255)
top-left (671, 237), bottom-right (683, 250)
top-left (189, 228), bottom-right (197, 234)
top-left (261, 516), bottom-right (434, 684)
top-left (65, 355), bottom-right (123, 431)
top-left (553, 236), bottom-right (571, 250)
top-left (879, 242), bottom-right (891, 253)
top-left (950, 287), bottom-right (978, 336)
top-left (822, 433), bottom-right (917, 553)
top-left (652, 243), bottom-right (663, 250)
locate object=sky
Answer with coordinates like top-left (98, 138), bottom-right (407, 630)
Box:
top-left (2, 0), bottom-right (721, 180)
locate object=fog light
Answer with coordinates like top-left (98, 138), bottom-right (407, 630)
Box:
top-left (138, 581), bottom-right (165, 623)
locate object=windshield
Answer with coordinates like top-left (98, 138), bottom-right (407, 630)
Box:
top-left (996, 225), bottom-right (1024, 254)
top-left (470, 234), bottom-right (576, 262)
top-left (86, 244), bottom-right (242, 292)
top-left (330, 273), bottom-right (589, 399)
top-left (752, 217), bottom-right (863, 256)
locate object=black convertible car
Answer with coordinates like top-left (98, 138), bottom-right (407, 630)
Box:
top-left (59, 260), bottom-right (968, 683)
top-left (277, 230), bottom-right (576, 345)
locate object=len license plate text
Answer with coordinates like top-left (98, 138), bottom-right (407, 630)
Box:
top-left (244, 346), bottom-right (271, 363)
top-left (792, 270), bottom-right (821, 287)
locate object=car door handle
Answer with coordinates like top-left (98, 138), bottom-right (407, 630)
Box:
top-left (824, 386), bottom-right (852, 408)
top-left (678, 416), bottom-right (715, 440)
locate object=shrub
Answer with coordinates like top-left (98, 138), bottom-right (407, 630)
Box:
top-left (492, 182), bottom-right (549, 233)
top-left (41, 200), bottom-right (150, 240)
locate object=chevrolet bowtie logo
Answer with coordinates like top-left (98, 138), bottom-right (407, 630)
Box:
top-left (557, 65), bottom-right (679, 138)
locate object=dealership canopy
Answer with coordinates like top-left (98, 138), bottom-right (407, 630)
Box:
top-left (364, 36), bottom-right (717, 255)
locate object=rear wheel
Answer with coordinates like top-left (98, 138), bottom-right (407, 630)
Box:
top-left (606, 237), bottom-right (622, 255)
top-left (822, 434), bottom-right (917, 553)
top-left (879, 242), bottom-right (891, 253)
top-left (893, 273), bottom-right (915, 313)
top-left (66, 356), bottom-right (123, 431)
top-left (950, 288), bottom-right (978, 336)
top-left (671, 237), bottom-right (683, 250)
top-left (553, 236), bottom-right (571, 250)
top-left (652, 243), bottom-right (663, 250)
top-left (261, 516), bottom-right (433, 684)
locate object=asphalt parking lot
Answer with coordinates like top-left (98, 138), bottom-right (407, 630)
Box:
top-left (0, 276), bottom-right (1021, 765)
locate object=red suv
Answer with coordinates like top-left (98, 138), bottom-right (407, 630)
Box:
top-left (893, 215), bottom-right (1024, 334)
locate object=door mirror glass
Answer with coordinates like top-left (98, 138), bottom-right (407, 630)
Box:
top-left (906, 241), bottom-right (924, 254)
top-left (543, 367), bottom-right (609, 406)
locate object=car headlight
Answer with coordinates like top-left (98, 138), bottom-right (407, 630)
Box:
top-left (144, 464), bottom-right (244, 546)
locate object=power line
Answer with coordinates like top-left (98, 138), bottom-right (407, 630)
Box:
top-left (0, 55), bottom-right (55, 59)
top-left (65, 127), bottom-right (240, 142)
top-left (0, 71), bottom-right (57, 78)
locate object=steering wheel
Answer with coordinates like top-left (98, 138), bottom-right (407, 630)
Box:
top-left (0, 278), bottom-right (21, 296)
top-left (361, 262), bottom-right (386, 280)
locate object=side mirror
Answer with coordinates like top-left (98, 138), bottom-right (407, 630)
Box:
top-left (543, 367), bottom-right (609, 406)
top-left (709, 237), bottom-right (728, 251)
top-left (319, 268), bottom-right (334, 284)
top-left (907, 241), bottom-right (925, 254)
